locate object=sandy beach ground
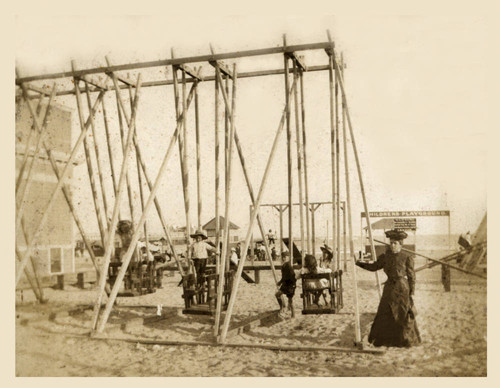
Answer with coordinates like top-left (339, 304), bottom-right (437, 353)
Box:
top-left (15, 259), bottom-right (486, 377)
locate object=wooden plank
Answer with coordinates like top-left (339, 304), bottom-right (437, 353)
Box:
top-left (91, 334), bottom-right (386, 354)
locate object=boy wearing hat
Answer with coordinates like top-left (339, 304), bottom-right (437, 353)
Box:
top-left (189, 229), bottom-right (218, 281)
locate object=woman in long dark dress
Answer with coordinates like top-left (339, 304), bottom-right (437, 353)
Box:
top-left (356, 229), bottom-right (421, 347)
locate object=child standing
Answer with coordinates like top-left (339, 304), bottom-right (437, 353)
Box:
top-left (275, 260), bottom-right (297, 318)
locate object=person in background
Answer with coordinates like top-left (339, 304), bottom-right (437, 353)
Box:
top-left (356, 229), bottom-right (421, 347)
top-left (267, 229), bottom-right (276, 245)
top-left (271, 246), bottom-right (277, 261)
top-left (320, 244), bottom-right (334, 269)
top-left (275, 260), bottom-right (297, 318)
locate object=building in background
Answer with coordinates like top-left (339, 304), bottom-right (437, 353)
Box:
top-left (15, 99), bottom-right (77, 282)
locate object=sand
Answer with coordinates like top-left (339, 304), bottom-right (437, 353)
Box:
top-left (15, 262), bottom-right (486, 377)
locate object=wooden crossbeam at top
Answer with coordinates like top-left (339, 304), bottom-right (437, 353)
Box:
top-left (17, 64), bottom-right (331, 98)
top-left (16, 41), bottom-right (334, 84)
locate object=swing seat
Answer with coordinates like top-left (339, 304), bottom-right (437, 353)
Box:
top-left (300, 270), bottom-right (343, 314)
top-left (181, 269), bottom-right (235, 315)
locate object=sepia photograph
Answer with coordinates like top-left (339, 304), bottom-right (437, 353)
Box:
top-left (8, 2), bottom-right (495, 379)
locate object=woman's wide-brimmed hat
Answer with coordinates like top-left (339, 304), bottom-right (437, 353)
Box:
top-left (320, 244), bottom-right (333, 260)
top-left (385, 229), bottom-right (408, 241)
top-left (190, 229), bottom-right (207, 240)
top-left (320, 244), bottom-right (333, 253)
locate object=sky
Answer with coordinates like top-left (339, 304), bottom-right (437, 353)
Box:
top-left (13, 11), bottom-right (491, 241)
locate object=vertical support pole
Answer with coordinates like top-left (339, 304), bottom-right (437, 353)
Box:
top-left (327, 52), bottom-right (337, 272)
top-left (343, 201), bottom-right (347, 272)
top-left (195, 85), bottom-right (202, 230)
top-left (335, 59), bottom-right (341, 273)
top-left (214, 64), bottom-right (238, 337)
top-left (214, 64), bottom-right (221, 275)
top-left (113, 80), bottom-right (135, 224)
top-left (171, 57), bottom-right (191, 268)
top-left (101, 96), bottom-right (119, 198)
top-left (338, 58), bottom-right (361, 343)
top-left (283, 35), bottom-right (293, 262)
top-left (329, 36), bottom-right (381, 298)
top-left (72, 66), bottom-right (107, 249)
top-left (299, 70), bottom-right (311, 254)
top-left (84, 81), bottom-right (110, 222)
top-left (292, 60), bottom-right (305, 263)
top-left (278, 205), bottom-right (284, 256)
top-left (128, 85), bottom-right (151, 259)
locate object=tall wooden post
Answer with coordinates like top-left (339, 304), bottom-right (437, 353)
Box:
top-left (214, 63), bottom-right (221, 274)
top-left (84, 81), bottom-right (110, 221)
top-left (104, 57), bottom-right (137, 226)
top-left (171, 57), bottom-right (192, 268)
top-left (283, 35), bottom-right (293, 262)
top-left (292, 60), bottom-right (305, 263)
top-left (335, 59), bottom-right (341, 272)
top-left (299, 70), bottom-right (311, 254)
top-left (195, 86), bottom-right (202, 229)
top-left (327, 52), bottom-right (337, 271)
top-left (328, 34), bottom-right (381, 297)
top-left (214, 64), bottom-right (238, 336)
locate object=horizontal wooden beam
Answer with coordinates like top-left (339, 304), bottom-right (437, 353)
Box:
top-left (16, 41), bottom-right (334, 84)
top-left (17, 64), bottom-right (330, 98)
top-left (91, 334), bottom-right (386, 354)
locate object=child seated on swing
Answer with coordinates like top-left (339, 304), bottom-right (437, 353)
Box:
top-left (275, 260), bottom-right (297, 318)
top-left (301, 254), bottom-right (332, 306)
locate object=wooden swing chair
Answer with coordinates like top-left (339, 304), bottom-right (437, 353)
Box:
top-left (108, 246), bottom-right (165, 297)
top-left (283, 238), bottom-right (344, 314)
top-left (300, 270), bottom-right (343, 314)
top-left (181, 267), bottom-right (235, 315)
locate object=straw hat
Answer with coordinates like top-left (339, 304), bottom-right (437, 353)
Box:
top-left (190, 229), bottom-right (207, 240)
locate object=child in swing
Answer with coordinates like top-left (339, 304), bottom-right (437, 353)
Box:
top-left (301, 254), bottom-right (332, 306)
top-left (275, 260), bottom-right (297, 318)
